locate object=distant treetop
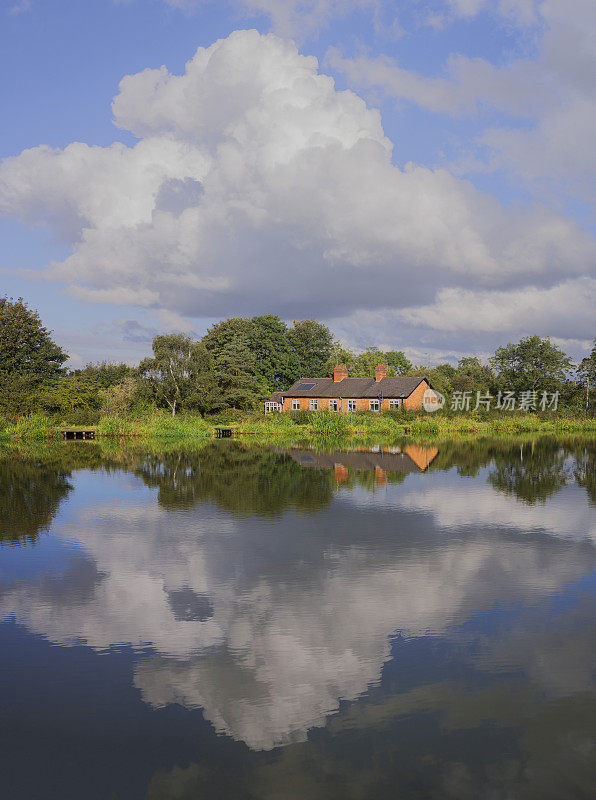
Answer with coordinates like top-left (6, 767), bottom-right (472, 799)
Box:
top-left (0, 296), bottom-right (68, 378)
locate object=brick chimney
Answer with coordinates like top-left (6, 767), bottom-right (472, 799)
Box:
top-left (333, 364), bottom-right (348, 382)
top-left (375, 363), bottom-right (387, 381)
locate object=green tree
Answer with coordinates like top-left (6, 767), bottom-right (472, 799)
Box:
top-left (34, 376), bottom-right (101, 415)
top-left (203, 315), bottom-right (299, 391)
top-left (248, 315), bottom-right (299, 390)
top-left (451, 357), bottom-right (494, 394)
top-left (578, 338), bottom-right (596, 412)
top-left (324, 344), bottom-right (359, 376)
top-left (0, 296), bottom-right (68, 377)
top-left (384, 350), bottom-right (413, 375)
top-left (0, 373), bottom-right (38, 415)
top-left (324, 346), bottom-right (412, 378)
top-left (211, 333), bottom-right (265, 409)
top-left (202, 316), bottom-right (253, 351)
top-left (139, 334), bottom-right (213, 416)
top-left (490, 335), bottom-right (573, 393)
top-left (98, 376), bottom-right (139, 416)
top-left (289, 319), bottom-right (334, 377)
top-left (72, 361), bottom-right (134, 388)
top-left (405, 364), bottom-right (453, 397)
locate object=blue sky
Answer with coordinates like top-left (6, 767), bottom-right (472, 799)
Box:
top-left (1, 0), bottom-right (594, 366)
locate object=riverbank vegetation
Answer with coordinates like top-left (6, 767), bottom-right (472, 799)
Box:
top-left (1, 296), bottom-right (595, 442)
top-left (2, 407), bottom-right (595, 445)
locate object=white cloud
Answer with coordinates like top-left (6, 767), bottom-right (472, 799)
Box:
top-left (326, 47), bottom-right (550, 117)
top-left (158, 0), bottom-right (378, 38)
top-left (0, 29), bottom-right (593, 345)
top-left (329, 0), bottom-right (596, 208)
top-left (391, 480), bottom-right (596, 542)
top-left (395, 277), bottom-right (596, 338)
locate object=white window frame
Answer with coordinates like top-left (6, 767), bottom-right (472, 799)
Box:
top-left (329, 399), bottom-right (338, 412)
top-left (292, 399), bottom-right (300, 411)
top-left (347, 399), bottom-right (357, 412)
top-left (309, 399), bottom-right (318, 410)
top-left (369, 399), bottom-right (380, 411)
top-left (388, 399), bottom-right (400, 409)
top-left (264, 402), bottom-right (282, 413)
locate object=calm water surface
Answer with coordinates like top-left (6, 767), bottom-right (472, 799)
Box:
top-left (1, 438), bottom-right (595, 799)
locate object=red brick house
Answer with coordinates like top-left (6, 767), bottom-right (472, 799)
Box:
top-left (265, 364), bottom-right (435, 413)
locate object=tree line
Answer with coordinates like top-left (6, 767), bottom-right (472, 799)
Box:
top-left (0, 296), bottom-right (594, 420)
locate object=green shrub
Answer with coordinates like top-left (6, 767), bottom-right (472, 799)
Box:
top-left (9, 414), bottom-right (58, 440)
top-left (99, 376), bottom-right (138, 416)
top-left (311, 410), bottom-right (349, 436)
top-left (143, 414), bottom-right (210, 439)
top-left (285, 410), bottom-right (314, 425)
top-left (207, 408), bottom-right (254, 425)
top-left (410, 417), bottom-right (439, 436)
top-left (35, 376), bottom-right (101, 415)
top-left (60, 408), bottom-right (102, 426)
top-left (96, 416), bottom-right (136, 437)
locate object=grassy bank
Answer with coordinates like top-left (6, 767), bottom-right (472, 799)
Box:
top-left (0, 412), bottom-right (212, 442)
top-left (1, 409), bottom-right (595, 444)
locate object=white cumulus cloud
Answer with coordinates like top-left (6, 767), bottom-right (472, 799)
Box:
top-left (330, 0), bottom-right (596, 210)
top-left (0, 29), bottom-right (594, 346)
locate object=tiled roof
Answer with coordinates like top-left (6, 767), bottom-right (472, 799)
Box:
top-left (362, 377), bottom-right (427, 398)
top-left (276, 376), bottom-right (427, 399)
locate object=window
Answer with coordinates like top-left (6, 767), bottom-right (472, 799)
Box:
top-left (292, 399), bottom-right (300, 411)
top-left (347, 399), bottom-right (357, 412)
top-left (264, 402), bottom-right (281, 414)
top-left (309, 399), bottom-right (318, 410)
top-left (388, 399), bottom-right (400, 409)
top-left (369, 399), bottom-right (380, 411)
top-left (329, 399), bottom-right (338, 412)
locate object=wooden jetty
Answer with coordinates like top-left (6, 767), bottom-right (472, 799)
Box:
top-left (61, 428), bottom-right (95, 440)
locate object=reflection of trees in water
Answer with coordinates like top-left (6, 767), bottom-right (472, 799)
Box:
top-left (1, 437), bottom-right (593, 543)
top-left (431, 437), bottom-right (594, 505)
top-left (132, 441), bottom-right (433, 514)
top-left (0, 454), bottom-right (73, 545)
top-left (574, 443), bottom-right (596, 505)
top-left (0, 442), bottom-right (127, 546)
top-left (488, 440), bottom-right (571, 505)
top-left (134, 441), bottom-right (335, 515)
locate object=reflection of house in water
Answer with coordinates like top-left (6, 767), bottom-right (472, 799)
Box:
top-left (283, 444), bottom-right (439, 485)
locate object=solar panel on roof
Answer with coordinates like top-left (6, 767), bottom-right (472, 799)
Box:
top-left (296, 382), bottom-right (315, 391)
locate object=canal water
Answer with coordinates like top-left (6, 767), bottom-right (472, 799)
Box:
top-left (0, 438), bottom-right (595, 799)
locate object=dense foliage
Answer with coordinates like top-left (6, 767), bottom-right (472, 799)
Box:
top-left (325, 345), bottom-right (412, 377)
top-left (490, 335), bottom-right (573, 392)
top-left (139, 334), bottom-right (215, 416)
